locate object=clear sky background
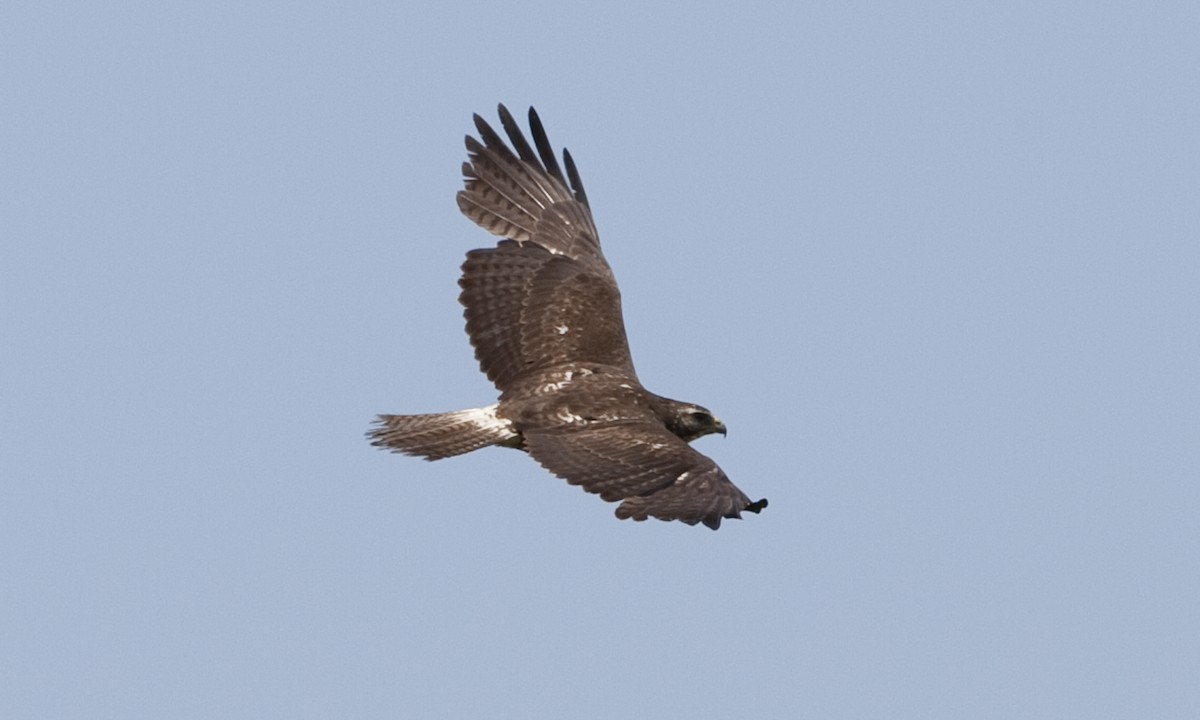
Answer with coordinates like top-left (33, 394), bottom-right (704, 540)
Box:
top-left (3, 2), bottom-right (1198, 718)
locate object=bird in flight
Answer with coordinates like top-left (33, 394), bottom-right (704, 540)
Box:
top-left (369, 105), bottom-right (767, 529)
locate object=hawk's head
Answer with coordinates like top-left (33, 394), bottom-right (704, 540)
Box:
top-left (661, 402), bottom-right (726, 443)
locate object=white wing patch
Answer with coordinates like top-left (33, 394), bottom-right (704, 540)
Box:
top-left (554, 408), bottom-right (586, 424)
top-left (555, 324), bottom-right (569, 335)
top-left (535, 367), bottom-right (598, 395)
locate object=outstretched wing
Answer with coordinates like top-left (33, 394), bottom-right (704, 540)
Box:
top-left (456, 106), bottom-right (636, 391)
top-left (457, 105), bottom-right (602, 263)
top-left (522, 423), bottom-right (765, 530)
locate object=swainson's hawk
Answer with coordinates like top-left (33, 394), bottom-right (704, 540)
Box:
top-left (369, 105), bottom-right (767, 529)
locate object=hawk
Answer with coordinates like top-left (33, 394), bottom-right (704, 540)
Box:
top-left (369, 105), bottom-right (767, 529)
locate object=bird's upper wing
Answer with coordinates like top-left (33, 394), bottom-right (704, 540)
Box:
top-left (456, 105), bottom-right (636, 390)
top-left (522, 422), bottom-right (765, 530)
top-left (457, 105), bottom-right (602, 263)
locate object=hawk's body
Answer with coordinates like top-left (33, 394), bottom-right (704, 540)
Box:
top-left (369, 105), bottom-right (767, 529)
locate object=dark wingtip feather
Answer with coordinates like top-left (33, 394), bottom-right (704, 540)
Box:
top-left (527, 107), bottom-right (567, 187)
top-left (563, 148), bottom-right (588, 205)
top-left (473, 112), bottom-right (507, 152)
top-left (746, 498), bottom-right (768, 514)
top-left (471, 113), bottom-right (488, 138)
top-left (497, 105), bottom-right (539, 166)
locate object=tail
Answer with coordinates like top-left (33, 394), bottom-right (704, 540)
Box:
top-left (368, 404), bottom-right (519, 461)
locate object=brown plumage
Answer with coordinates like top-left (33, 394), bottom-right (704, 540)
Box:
top-left (369, 105), bottom-right (767, 529)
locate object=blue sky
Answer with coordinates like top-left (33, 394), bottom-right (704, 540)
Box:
top-left (3, 2), bottom-right (1198, 718)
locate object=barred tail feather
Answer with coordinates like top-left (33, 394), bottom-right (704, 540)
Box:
top-left (368, 404), bottom-right (518, 461)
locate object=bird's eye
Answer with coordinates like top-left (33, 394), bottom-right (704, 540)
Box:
top-left (689, 411), bottom-right (710, 422)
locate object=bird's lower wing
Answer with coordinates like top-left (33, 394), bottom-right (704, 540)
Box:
top-left (522, 423), bottom-right (765, 530)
